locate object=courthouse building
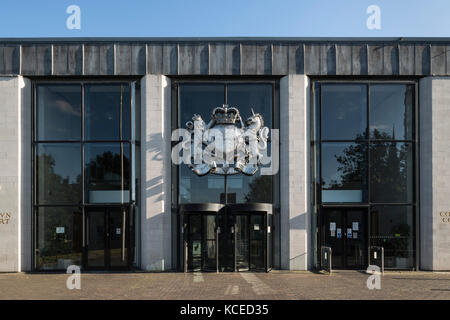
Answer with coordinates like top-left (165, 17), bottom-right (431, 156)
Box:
top-left (0, 37), bottom-right (449, 272)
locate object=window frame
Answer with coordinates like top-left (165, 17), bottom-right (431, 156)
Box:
top-left (312, 79), bottom-right (419, 270)
top-left (32, 79), bottom-right (139, 271)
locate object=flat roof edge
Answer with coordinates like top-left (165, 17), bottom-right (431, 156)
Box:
top-left (0, 37), bottom-right (449, 43)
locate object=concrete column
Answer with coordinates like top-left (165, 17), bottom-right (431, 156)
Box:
top-left (279, 75), bottom-right (311, 270)
top-left (140, 75), bottom-right (172, 271)
top-left (420, 77), bottom-right (450, 270)
top-left (0, 76), bottom-right (32, 272)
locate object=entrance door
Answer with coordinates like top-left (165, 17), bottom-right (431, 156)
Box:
top-left (322, 208), bottom-right (367, 269)
top-left (181, 204), bottom-right (271, 272)
top-left (86, 207), bottom-right (129, 270)
top-left (186, 213), bottom-right (217, 272)
top-left (233, 213), bottom-right (266, 271)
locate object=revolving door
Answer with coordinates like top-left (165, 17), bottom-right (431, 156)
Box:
top-left (180, 203), bottom-right (272, 272)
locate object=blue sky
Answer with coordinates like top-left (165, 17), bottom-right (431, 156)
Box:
top-left (0, 0), bottom-right (449, 38)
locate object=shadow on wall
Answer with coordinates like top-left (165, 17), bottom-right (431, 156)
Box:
top-left (145, 132), bottom-right (165, 202)
top-left (142, 132), bottom-right (171, 271)
top-left (290, 212), bottom-right (306, 230)
top-left (143, 212), bottom-right (167, 272)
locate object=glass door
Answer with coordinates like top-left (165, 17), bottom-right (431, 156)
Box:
top-left (250, 214), bottom-right (266, 270)
top-left (322, 208), bottom-right (367, 269)
top-left (202, 214), bottom-right (217, 271)
top-left (109, 208), bottom-right (128, 268)
top-left (186, 213), bottom-right (218, 272)
top-left (86, 207), bottom-right (129, 270)
top-left (86, 210), bottom-right (106, 268)
top-left (235, 214), bottom-right (249, 271)
top-left (187, 214), bottom-right (202, 271)
top-left (233, 212), bottom-right (267, 272)
top-left (345, 209), bottom-right (367, 268)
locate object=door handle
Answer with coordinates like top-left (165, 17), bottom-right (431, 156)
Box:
top-left (122, 210), bottom-right (126, 262)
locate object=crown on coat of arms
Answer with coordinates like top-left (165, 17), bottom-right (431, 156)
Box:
top-left (211, 104), bottom-right (240, 125)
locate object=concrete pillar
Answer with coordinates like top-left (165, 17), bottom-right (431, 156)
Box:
top-left (140, 75), bottom-right (172, 271)
top-left (419, 77), bottom-right (450, 271)
top-left (279, 75), bottom-right (311, 270)
top-left (0, 76), bottom-right (32, 272)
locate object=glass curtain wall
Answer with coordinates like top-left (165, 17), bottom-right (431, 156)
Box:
top-left (314, 82), bottom-right (416, 269)
top-left (177, 82), bottom-right (276, 205)
top-left (34, 82), bottom-right (139, 270)
top-left (174, 81), bottom-right (280, 270)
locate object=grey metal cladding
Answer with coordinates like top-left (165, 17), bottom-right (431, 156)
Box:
top-left (115, 44), bottom-right (132, 75)
top-left (352, 44), bottom-right (367, 75)
top-left (256, 44), bottom-right (272, 75)
top-left (84, 44), bottom-right (114, 75)
top-left (148, 44), bottom-right (163, 74)
top-left (226, 43), bottom-right (240, 75)
top-left (20, 45), bottom-right (36, 75)
top-left (241, 44), bottom-right (257, 75)
top-left (21, 44), bottom-right (52, 75)
top-left (4, 45), bottom-right (20, 74)
top-left (288, 44), bottom-right (304, 74)
top-left (209, 43), bottom-right (226, 75)
top-left (131, 44), bottom-right (146, 75)
top-left (83, 44), bottom-right (99, 75)
top-left (162, 44), bottom-right (178, 75)
top-left (209, 43), bottom-right (241, 75)
top-left (399, 44), bottom-right (415, 75)
top-left (304, 44), bottom-right (320, 75)
top-left (415, 44), bottom-right (431, 75)
top-left (272, 44), bottom-right (288, 75)
top-left (430, 45), bottom-right (446, 75)
top-left (321, 44), bottom-right (336, 75)
top-left (368, 44), bottom-right (383, 75)
top-left (53, 44), bottom-right (82, 75)
top-left (383, 44), bottom-right (399, 75)
top-left (0, 38), bottom-right (448, 76)
top-left (336, 45), bottom-right (352, 75)
top-left (179, 43), bottom-right (208, 75)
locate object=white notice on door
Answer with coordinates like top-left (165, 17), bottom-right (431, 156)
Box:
top-left (116, 228), bottom-right (121, 235)
top-left (330, 222), bottom-right (336, 231)
top-left (352, 222), bottom-right (359, 231)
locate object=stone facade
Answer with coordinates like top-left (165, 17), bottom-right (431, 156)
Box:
top-left (0, 76), bottom-right (31, 272)
top-left (420, 77), bottom-right (450, 271)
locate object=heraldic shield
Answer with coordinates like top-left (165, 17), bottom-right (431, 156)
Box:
top-left (183, 104), bottom-right (270, 176)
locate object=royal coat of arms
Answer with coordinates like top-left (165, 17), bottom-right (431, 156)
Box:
top-left (184, 104), bottom-right (270, 176)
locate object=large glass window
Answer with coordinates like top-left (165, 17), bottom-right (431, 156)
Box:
top-left (370, 85), bottom-right (414, 140)
top-left (315, 81), bottom-right (416, 269)
top-left (370, 206), bottom-right (414, 268)
top-left (34, 82), bottom-right (139, 270)
top-left (177, 82), bottom-right (275, 205)
top-left (321, 142), bottom-right (367, 203)
top-left (36, 85), bottom-right (81, 141)
top-left (85, 84), bottom-right (130, 141)
top-left (321, 84), bottom-right (367, 140)
top-left (85, 143), bottom-right (130, 203)
top-left (36, 207), bottom-right (82, 270)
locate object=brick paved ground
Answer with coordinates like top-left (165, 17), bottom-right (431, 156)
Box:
top-left (0, 270), bottom-right (449, 300)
